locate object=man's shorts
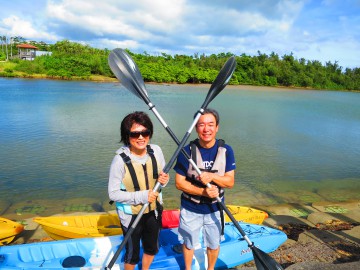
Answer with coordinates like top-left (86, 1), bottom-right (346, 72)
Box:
top-left (178, 207), bottom-right (222, 250)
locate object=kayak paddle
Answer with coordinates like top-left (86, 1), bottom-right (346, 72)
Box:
top-left (108, 49), bottom-right (283, 270)
top-left (106, 49), bottom-right (234, 269)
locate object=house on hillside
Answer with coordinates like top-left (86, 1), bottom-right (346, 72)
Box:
top-left (16, 44), bottom-right (39, 60)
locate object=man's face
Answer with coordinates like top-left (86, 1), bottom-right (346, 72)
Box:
top-left (196, 113), bottom-right (219, 145)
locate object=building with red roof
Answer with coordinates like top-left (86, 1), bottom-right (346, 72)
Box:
top-left (16, 44), bottom-right (39, 60)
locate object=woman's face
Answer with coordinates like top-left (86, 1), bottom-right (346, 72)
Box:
top-left (128, 123), bottom-right (150, 155)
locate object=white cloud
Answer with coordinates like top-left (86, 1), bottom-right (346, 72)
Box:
top-left (301, 38), bottom-right (360, 68)
top-left (96, 38), bottom-right (140, 50)
top-left (2, 15), bottom-right (58, 41)
top-left (0, 0), bottom-right (359, 68)
top-left (46, 0), bottom-right (186, 38)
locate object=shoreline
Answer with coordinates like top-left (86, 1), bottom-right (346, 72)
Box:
top-left (4, 200), bottom-right (359, 269)
top-left (0, 74), bottom-right (359, 93)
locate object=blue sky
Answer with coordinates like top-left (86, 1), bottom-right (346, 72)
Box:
top-left (1, 0), bottom-right (359, 69)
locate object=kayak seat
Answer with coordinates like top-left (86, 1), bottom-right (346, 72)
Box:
top-left (171, 244), bottom-right (183, 254)
top-left (62, 255), bottom-right (86, 268)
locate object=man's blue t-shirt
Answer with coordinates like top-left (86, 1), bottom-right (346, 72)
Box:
top-left (173, 139), bottom-right (236, 214)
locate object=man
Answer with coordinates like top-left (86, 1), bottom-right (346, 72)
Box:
top-left (174, 108), bottom-right (236, 270)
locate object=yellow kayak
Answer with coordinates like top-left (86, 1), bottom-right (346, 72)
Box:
top-left (34, 206), bottom-right (268, 240)
top-left (225, 205), bottom-right (268, 224)
top-left (33, 213), bottom-right (122, 240)
top-left (0, 217), bottom-right (24, 245)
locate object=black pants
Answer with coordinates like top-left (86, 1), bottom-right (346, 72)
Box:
top-left (121, 211), bottom-right (161, 265)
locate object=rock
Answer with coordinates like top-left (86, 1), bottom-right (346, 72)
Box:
top-left (285, 261), bottom-right (360, 269)
top-left (298, 229), bottom-right (344, 244)
top-left (341, 225), bottom-right (360, 244)
top-left (307, 211), bottom-right (360, 227)
top-left (312, 201), bottom-right (360, 213)
top-left (263, 215), bottom-right (314, 229)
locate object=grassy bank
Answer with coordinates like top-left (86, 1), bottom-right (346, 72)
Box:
top-left (0, 62), bottom-right (116, 82)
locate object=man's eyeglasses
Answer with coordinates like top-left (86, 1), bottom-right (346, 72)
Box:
top-left (129, 130), bottom-right (151, 138)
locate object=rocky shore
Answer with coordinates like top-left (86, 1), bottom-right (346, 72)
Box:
top-left (237, 200), bottom-right (360, 269)
top-left (5, 200), bottom-right (360, 269)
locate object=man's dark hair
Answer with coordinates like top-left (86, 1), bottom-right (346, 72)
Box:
top-left (195, 108), bottom-right (220, 125)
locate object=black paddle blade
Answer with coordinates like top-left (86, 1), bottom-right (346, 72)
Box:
top-left (202, 56), bottom-right (236, 109)
top-left (108, 48), bottom-right (150, 103)
top-left (252, 246), bottom-right (284, 270)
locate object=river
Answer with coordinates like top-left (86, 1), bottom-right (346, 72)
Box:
top-left (0, 78), bottom-right (359, 217)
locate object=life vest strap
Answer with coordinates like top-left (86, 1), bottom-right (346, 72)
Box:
top-left (146, 145), bottom-right (159, 179)
top-left (120, 152), bottom-right (140, 191)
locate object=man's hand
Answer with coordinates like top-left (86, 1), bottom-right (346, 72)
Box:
top-left (203, 184), bottom-right (219, 198)
top-left (198, 172), bottom-right (213, 185)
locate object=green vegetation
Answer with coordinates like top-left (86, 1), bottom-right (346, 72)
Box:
top-left (1, 39), bottom-right (359, 91)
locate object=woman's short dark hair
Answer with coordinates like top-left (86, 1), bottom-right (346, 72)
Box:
top-left (120, 111), bottom-right (153, 145)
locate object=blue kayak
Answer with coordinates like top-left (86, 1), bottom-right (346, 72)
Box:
top-left (0, 222), bottom-right (286, 269)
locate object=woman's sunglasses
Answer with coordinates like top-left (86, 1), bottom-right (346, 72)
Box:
top-left (129, 130), bottom-right (151, 138)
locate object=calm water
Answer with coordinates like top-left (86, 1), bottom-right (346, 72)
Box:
top-left (1, 78), bottom-right (359, 217)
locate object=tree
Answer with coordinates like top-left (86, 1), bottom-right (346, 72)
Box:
top-left (1, 38), bottom-right (359, 91)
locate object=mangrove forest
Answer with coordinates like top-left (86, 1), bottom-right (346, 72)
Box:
top-left (1, 39), bottom-right (359, 91)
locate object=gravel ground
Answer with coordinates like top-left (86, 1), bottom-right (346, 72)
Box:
top-left (266, 240), bottom-right (358, 268)
top-left (236, 223), bottom-right (360, 269)
top-left (235, 240), bottom-right (360, 269)
top-left (232, 201), bottom-right (360, 269)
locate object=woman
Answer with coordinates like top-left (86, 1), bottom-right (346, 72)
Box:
top-left (108, 111), bottom-right (169, 270)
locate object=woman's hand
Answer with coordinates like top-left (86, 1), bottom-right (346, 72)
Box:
top-left (147, 172), bottom-right (169, 203)
top-left (158, 171), bottom-right (169, 186)
top-left (148, 190), bottom-right (159, 203)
